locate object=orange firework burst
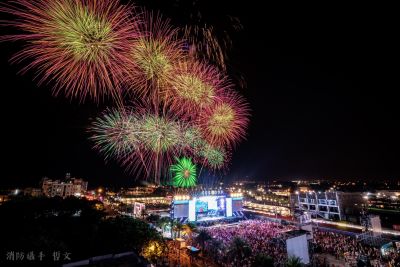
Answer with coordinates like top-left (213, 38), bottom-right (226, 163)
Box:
top-left (198, 91), bottom-right (250, 147)
top-left (1, 0), bottom-right (139, 102)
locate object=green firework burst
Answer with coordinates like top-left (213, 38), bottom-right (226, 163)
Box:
top-left (199, 144), bottom-right (226, 169)
top-left (141, 115), bottom-right (181, 153)
top-left (181, 126), bottom-right (203, 149)
top-left (90, 109), bottom-right (138, 158)
top-left (170, 157), bottom-right (197, 188)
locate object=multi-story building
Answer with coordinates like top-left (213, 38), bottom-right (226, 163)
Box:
top-left (41, 175), bottom-right (88, 198)
top-left (293, 190), bottom-right (366, 221)
top-left (121, 186), bottom-right (156, 196)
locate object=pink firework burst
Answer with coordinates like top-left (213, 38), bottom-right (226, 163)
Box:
top-left (127, 10), bottom-right (185, 101)
top-left (197, 91), bottom-right (250, 148)
top-left (164, 60), bottom-right (231, 118)
top-left (1, 0), bottom-right (139, 102)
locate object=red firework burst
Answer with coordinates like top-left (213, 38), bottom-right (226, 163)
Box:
top-left (1, 0), bottom-right (139, 102)
top-left (127, 11), bottom-right (185, 101)
top-left (163, 60), bottom-right (231, 118)
top-left (197, 91), bottom-right (250, 147)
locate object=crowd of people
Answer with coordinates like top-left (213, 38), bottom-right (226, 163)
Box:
top-left (188, 219), bottom-right (400, 267)
top-left (312, 229), bottom-right (400, 267)
top-left (197, 217), bottom-right (244, 227)
top-left (202, 219), bottom-right (296, 266)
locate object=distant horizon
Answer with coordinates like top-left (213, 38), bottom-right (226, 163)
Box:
top-left (1, 172), bottom-right (399, 190)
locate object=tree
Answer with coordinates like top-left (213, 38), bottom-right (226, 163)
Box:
top-left (142, 239), bottom-right (167, 264)
top-left (173, 221), bottom-right (184, 238)
top-left (147, 213), bottom-right (161, 224)
top-left (0, 197), bottom-right (165, 261)
top-left (95, 216), bottom-right (162, 254)
top-left (157, 216), bottom-right (171, 232)
top-left (207, 238), bottom-right (223, 263)
top-left (286, 255), bottom-right (302, 267)
top-left (182, 222), bottom-right (197, 241)
top-left (195, 229), bottom-right (212, 251)
top-left (253, 253), bottom-right (274, 267)
top-left (228, 237), bottom-right (252, 267)
top-left (170, 218), bottom-right (176, 238)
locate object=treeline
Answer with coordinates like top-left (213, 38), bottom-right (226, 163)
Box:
top-left (0, 196), bottom-right (163, 265)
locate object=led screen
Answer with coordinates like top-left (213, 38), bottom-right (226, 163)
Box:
top-left (189, 199), bottom-right (196, 221)
top-left (173, 203), bottom-right (189, 218)
top-left (226, 197), bottom-right (232, 217)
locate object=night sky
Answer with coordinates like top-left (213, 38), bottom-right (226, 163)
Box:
top-left (1, 1), bottom-right (398, 188)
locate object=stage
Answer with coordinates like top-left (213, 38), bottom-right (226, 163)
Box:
top-left (172, 191), bottom-right (244, 222)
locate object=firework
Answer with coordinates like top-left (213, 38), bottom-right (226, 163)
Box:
top-left (198, 143), bottom-right (229, 170)
top-left (1, 0), bottom-right (139, 102)
top-left (122, 112), bottom-right (192, 184)
top-left (3, 0), bottom-right (251, 185)
top-left (180, 126), bottom-right (204, 151)
top-left (178, 126), bottom-right (228, 170)
top-left (178, 126), bottom-right (229, 170)
top-left (183, 22), bottom-right (249, 89)
top-left (170, 157), bottom-right (197, 188)
top-left (140, 114), bottom-right (181, 153)
top-left (90, 107), bottom-right (189, 183)
top-left (89, 109), bottom-right (139, 159)
top-left (143, 0), bottom-right (243, 71)
top-left (128, 11), bottom-right (184, 99)
top-left (182, 13), bottom-right (243, 71)
top-left (164, 60), bottom-right (230, 116)
top-left (198, 91), bottom-right (250, 147)
top-left (89, 105), bottom-right (234, 180)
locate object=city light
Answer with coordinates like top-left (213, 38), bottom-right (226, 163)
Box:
top-left (230, 192), bottom-right (243, 198)
top-left (174, 195), bottom-right (190, 201)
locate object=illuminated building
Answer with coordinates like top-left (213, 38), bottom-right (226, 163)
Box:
top-left (119, 196), bottom-right (169, 205)
top-left (294, 190), bottom-right (366, 221)
top-left (121, 186), bottom-right (157, 196)
top-left (41, 175), bottom-right (88, 198)
top-left (243, 201), bottom-right (291, 217)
